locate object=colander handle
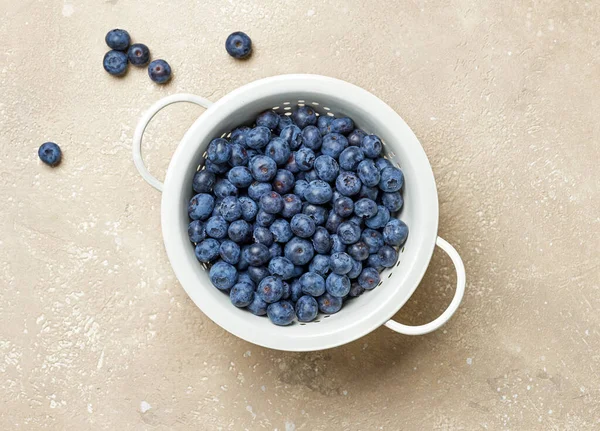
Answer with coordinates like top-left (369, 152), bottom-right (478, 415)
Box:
top-left (384, 236), bottom-right (465, 336)
top-left (132, 93), bottom-right (213, 192)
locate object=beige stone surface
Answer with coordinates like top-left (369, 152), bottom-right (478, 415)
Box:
top-left (1, 0), bottom-right (599, 429)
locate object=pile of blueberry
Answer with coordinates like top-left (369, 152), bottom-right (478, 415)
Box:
top-left (103, 29), bottom-right (172, 84)
top-left (188, 106), bottom-right (409, 326)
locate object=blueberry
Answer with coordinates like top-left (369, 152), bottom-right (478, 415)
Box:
top-left (205, 159), bottom-right (229, 174)
top-left (359, 184), bottom-right (379, 201)
top-left (230, 126), bottom-right (250, 146)
top-left (330, 117), bottom-right (354, 135)
top-left (230, 282), bottom-right (255, 307)
top-left (257, 276), bottom-right (284, 303)
top-left (267, 300), bottom-right (295, 325)
top-left (228, 166), bottom-right (253, 188)
top-left (292, 106), bottom-right (317, 128)
top-left (325, 273), bottom-right (351, 297)
top-left (314, 155), bottom-right (339, 183)
top-left (309, 254), bottom-right (330, 277)
top-left (302, 204), bottom-right (328, 226)
top-left (299, 272), bottom-right (326, 297)
top-left (378, 245), bottom-right (398, 267)
top-left (247, 294), bottom-right (268, 316)
top-left (325, 212), bottom-right (345, 234)
top-left (269, 219), bottom-right (293, 243)
top-left (260, 191), bottom-right (284, 214)
top-left (188, 193), bottom-right (215, 220)
top-left (301, 126), bottom-right (323, 150)
top-left (256, 110), bottom-right (279, 129)
top-left (382, 192), bottom-right (404, 212)
top-left (365, 205), bottom-right (390, 229)
top-left (295, 147), bottom-right (316, 171)
top-left (253, 226), bottom-right (274, 246)
top-left (269, 243), bottom-right (282, 259)
top-left (213, 178), bottom-right (237, 198)
top-left (361, 229), bottom-right (384, 254)
top-left (188, 220), bottom-right (206, 243)
top-left (229, 144), bottom-right (249, 167)
top-left (357, 159), bottom-right (381, 187)
top-left (304, 180), bottom-right (333, 204)
top-left (329, 252), bottom-right (353, 275)
top-left (265, 137), bottom-right (291, 166)
top-left (348, 129), bottom-right (367, 147)
top-left (209, 261), bottom-right (238, 290)
top-left (105, 29), bottom-right (130, 51)
top-left (349, 281), bottom-right (365, 297)
top-left (248, 181), bottom-right (272, 201)
top-left (284, 153), bottom-right (300, 173)
top-left (220, 240), bottom-right (241, 265)
top-left (336, 171), bottom-right (362, 196)
top-left (295, 295), bottom-right (318, 322)
top-left (358, 267), bottom-right (380, 290)
top-left (242, 243), bottom-right (270, 267)
top-left (207, 138), bottom-right (232, 164)
top-left (290, 214), bottom-right (316, 238)
top-left (337, 221), bottom-right (361, 244)
top-left (148, 59), bottom-right (172, 84)
top-left (354, 198), bottom-right (378, 219)
top-left (284, 237), bottom-right (314, 265)
top-left (206, 216), bottom-right (229, 239)
top-left (347, 258), bottom-right (363, 279)
top-left (249, 155), bottom-right (277, 182)
top-left (318, 293), bottom-right (343, 314)
top-left (375, 157), bottom-right (393, 171)
top-left (276, 115), bottom-right (293, 134)
top-left (127, 43), bottom-right (150, 66)
top-left (338, 147), bottom-right (365, 171)
top-left (38, 142), bottom-right (62, 166)
top-left (312, 226), bottom-right (332, 254)
top-left (379, 167), bottom-right (404, 192)
top-left (293, 179), bottom-right (310, 198)
top-left (103, 50), bottom-right (128, 76)
top-left (321, 133), bottom-right (348, 159)
top-left (195, 239), bottom-right (220, 262)
top-left (245, 126), bottom-right (270, 149)
top-left (333, 196), bottom-right (354, 217)
top-left (256, 209), bottom-right (276, 227)
top-left (367, 253), bottom-right (385, 272)
top-left (268, 256), bottom-right (295, 280)
top-left (238, 197), bottom-right (258, 222)
top-left (383, 219), bottom-right (408, 246)
top-left (347, 241), bottom-right (370, 261)
top-left (192, 170), bottom-right (216, 193)
top-left (304, 169), bottom-right (319, 182)
top-left (237, 272), bottom-right (254, 285)
top-left (361, 135), bottom-right (383, 158)
top-left (281, 194), bottom-right (303, 218)
top-left (225, 31), bottom-right (252, 59)
top-left (317, 115), bottom-right (333, 135)
top-left (248, 266), bottom-right (270, 283)
top-left (272, 169), bottom-right (295, 194)
top-left (219, 196), bottom-right (242, 222)
top-left (280, 125), bottom-right (303, 150)
top-left (228, 220), bottom-right (252, 243)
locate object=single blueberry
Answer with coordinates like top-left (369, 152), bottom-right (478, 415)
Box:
top-left (195, 239), bottom-right (220, 262)
top-left (247, 294), bottom-right (268, 316)
top-left (300, 272), bottom-right (326, 297)
top-left (127, 43), bottom-right (150, 67)
top-left (148, 59), bottom-right (172, 84)
top-left (103, 50), bottom-right (128, 76)
top-left (229, 143), bottom-right (249, 167)
top-left (379, 167), bottom-right (404, 192)
top-left (228, 220), bottom-right (253, 243)
top-left (378, 245), bottom-right (398, 268)
top-left (325, 212), bottom-right (345, 234)
top-left (367, 253), bottom-right (385, 272)
top-left (230, 126), bottom-right (250, 146)
top-left (243, 243), bottom-right (271, 266)
top-left (265, 137), bottom-right (291, 166)
top-left (382, 191), bottom-right (404, 212)
top-left (295, 296), bottom-right (319, 322)
top-left (349, 281), bottom-right (365, 297)
top-left (330, 117), bottom-right (354, 135)
top-left (188, 193), bottom-right (215, 221)
top-left (249, 155), bottom-right (277, 182)
top-left (359, 184), bottom-right (379, 201)
top-left (206, 216), bottom-right (229, 239)
top-left (228, 166), bottom-right (253, 188)
top-left (347, 258), bottom-right (363, 279)
top-left (348, 129), bottom-right (367, 147)
top-left (219, 196), bottom-right (242, 222)
top-left (312, 226), bottom-right (332, 254)
top-left (290, 214), bottom-right (316, 238)
top-left (292, 106), bottom-right (317, 128)
top-left (272, 169), bottom-right (295, 195)
top-left (248, 181), bottom-right (272, 201)
top-left (248, 266), bottom-right (270, 283)
top-left (209, 260), bottom-right (238, 290)
top-left (105, 29), bottom-right (130, 50)
top-left (238, 197), bottom-right (258, 222)
top-left (361, 229), bottom-right (384, 254)
top-left (348, 241), bottom-right (370, 261)
top-left (213, 178), bottom-right (238, 198)
top-left (188, 220), bottom-right (206, 243)
top-left (192, 170), bottom-right (216, 193)
top-left (256, 110), bottom-right (279, 129)
top-left (246, 126), bottom-right (271, 149)
top-left (38, 142), bottom-right (62, 166)
top-left (268, 256), bottom-right (295, 280)
top-left (269, 219), bottom-right (293, 243)
top-left (333, 196), bottom-right (354, 218)
top-left (365, 205), bottom-right (390, 229)
top-left (325, 273), bottom-right (351, 297)
top-left (225, 31), bottom-right (252, 59)
top-left (304, 180), bottom-right (333, 204)
top-left (336, 171), bottom-right (362, 196)
top-left (329, 252), bottom-right (353, 275)
top-left (317, 115), bottom-right (333, 135)
top-left (338, 147), bottom-right (365, 171)
top-left (358, 267), bottom-right (380, 290)
top-left (302, 204), bottom-right (328, 226)
top-left (337, 221), bottom-right (361, 244)
top-left (354, 198), bottom-right (378, 219)
top-left (207, 138), bottom-right (232, 164)
top-left (281, 193), bottom-right (303, 218)
top-left (293, 179), bottom-right (310, 198)
top-left (280, 125), bottom-right (303, 150)
top-left (375, 157), bottom-right (394, 171)
top-left (253, 225), bottom-right (274, 246)
top-left (230, 282), bottom-right (255, 307)
top-left (357, 159), bottom-right (381, 187)
top-left (309, 254), bottom-right (330, 277)
top-left (257, 276), bottom-right (284, 303)
top-left (255, 208), bottom-right (276, 227)
top-left (301, 126), bottom-right (323, 150)
top-left (314, 155), bottom-right (339, 183)
top-left (260, 191), bottom-right (284, 214)
top-left (219, 240), bottom-right (241, 265)
top-left (317, 293), bottom-right (343, 314)
top-left (284, 237), bottom-right (314, 265)
top-left (267, 300), bottom-right (295, 326)
top-left (361, 135), bottom-right (383, 158)
top-left (295, 147), bottom-right (316, 171)
top-left (383, 219), bottom-right (409, 246)
top-left (321, 133), bottom-right (349, 159)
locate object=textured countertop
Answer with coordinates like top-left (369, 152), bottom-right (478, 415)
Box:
top-left (1, 0), bottom-right (599, 429)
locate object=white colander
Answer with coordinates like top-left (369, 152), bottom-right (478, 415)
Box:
top-left (133, 74), bottom-right (465, 352)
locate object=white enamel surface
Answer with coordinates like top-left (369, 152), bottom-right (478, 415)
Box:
top-left (159, 75), bottom-right (442, 351)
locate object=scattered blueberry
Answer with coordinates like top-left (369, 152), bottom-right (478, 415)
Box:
top-left (38, 142), bottom-right (62, 166)
top-left (105, 29), bottom-right (130, 51)
top-left (207, 138), bottom-right (232, 164)
top-left (225, 31), bottom-right (252, 59)
top-left (103, 50), bottom-right (128, 76)
top-left (148, 59), bottom-right (172, 84)
top-left (127, 43), bottom-right (150, 66)
top-left (348, 241), bottom-right (370, 261)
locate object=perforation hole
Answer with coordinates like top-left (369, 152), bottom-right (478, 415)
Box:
top-left (283, 102), bottom-right (291, 105)
top-left (272, 106), bottom-right (280, 110)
